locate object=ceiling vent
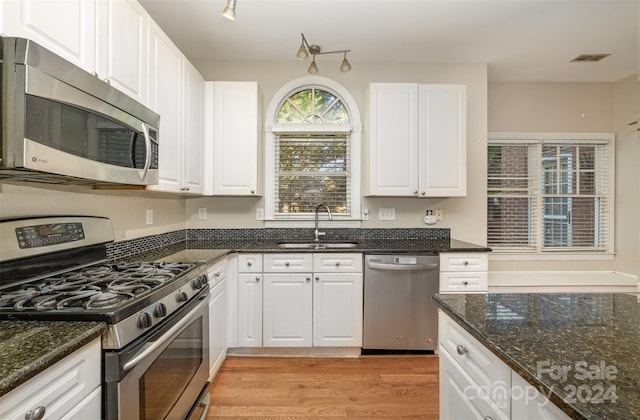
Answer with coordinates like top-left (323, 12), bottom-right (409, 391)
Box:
top-left (570, 53), bottom-right (611, 62)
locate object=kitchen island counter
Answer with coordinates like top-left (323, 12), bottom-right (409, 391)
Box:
top-left (0, 320), bottom-right (106, 397)
top-left (434, 292), bottom-right (640, 419)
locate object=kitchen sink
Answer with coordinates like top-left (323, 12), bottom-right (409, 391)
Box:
top-left (276, 241), bottom-right (360, 249)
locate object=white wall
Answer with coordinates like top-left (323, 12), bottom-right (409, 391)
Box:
top-left (188, 60), bottom-right (489, 245)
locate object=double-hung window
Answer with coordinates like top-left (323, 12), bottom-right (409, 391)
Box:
top-left (487, 133), bottom-right (614, 254)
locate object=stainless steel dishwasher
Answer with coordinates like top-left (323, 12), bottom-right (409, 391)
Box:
top-left (363, 254), bottom-right (439, 353)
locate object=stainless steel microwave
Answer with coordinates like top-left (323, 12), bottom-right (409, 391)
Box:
top-left (0, 37), bottom-right (160, 185)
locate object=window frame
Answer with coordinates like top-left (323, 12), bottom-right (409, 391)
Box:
top-left (488, 132), bottom-right (615, 260)
top-left (264, 76), bottom-right (362, 227)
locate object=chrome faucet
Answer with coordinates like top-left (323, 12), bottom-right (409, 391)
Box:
top-left (314, 203), bottom-right (333, 241)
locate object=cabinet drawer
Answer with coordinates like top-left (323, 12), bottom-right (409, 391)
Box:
top-left (440, 253), bottom-right (488, 271)
top-left (263, 254), bottom-right (312, 272)
top-left (0, 337), bottom-right (101, 420)
top-left (438, 311), bottom-right (511, 416)
top-left (312, 253), bottom-right (362, 273)
top-left (440, 272), bottom-right (488, 293)
top-left (238, 254), bottom-right (262, 272)
top-left (207, 258), bottom-right (227, 287)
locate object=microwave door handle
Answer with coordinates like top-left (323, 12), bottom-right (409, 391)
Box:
top-left (122, 297), bottom-right (205, 373)
top-left (139, 123), bottom-right (152, 182)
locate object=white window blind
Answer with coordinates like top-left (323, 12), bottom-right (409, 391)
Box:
top-left (488, 137), bottom-right (611, 252)
top-left (274, 133), bottom-right (351, 216)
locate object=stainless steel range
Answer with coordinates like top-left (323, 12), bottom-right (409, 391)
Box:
top-left (0, 216), bottom-right (211, 420)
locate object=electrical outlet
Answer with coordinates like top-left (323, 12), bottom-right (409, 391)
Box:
top-left (362, 208), bottom-right (370, 221)
top-left (146, 209), bottom-right (153, 225)
top-left (256, 208), bottom-right (264, 220)
top-left (198, 208), bottom-right (207, 220)
top-left (424, 209), bottom-right (437, 225)
top-left (379, 208), bottom-right (396, 221)
top-left (435, 208), bottom-right (444, 220)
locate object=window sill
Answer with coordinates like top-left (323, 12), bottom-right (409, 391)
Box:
top-left (264, 220), bottom-right (362, 229)
top-left (489, 252), bottom-right (614, 261)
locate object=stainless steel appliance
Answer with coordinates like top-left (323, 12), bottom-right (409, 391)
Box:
top-left (0, 216), bottom-right (210, 420)
top-left (363, 254), bottom-right (440, 353)
top-left (0, 37), bottom-right (160, 185)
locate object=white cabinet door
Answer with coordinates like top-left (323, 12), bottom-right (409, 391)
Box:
top-left (147, 19), bottom-right (183, 193)
top-left (2, 0), bottom-right (96, 73)
top-left (263, 273), bottom-right (313, 347)
top-left (313, 272), bottom-right (363, 347)
top-left (367, 83), bottom-right (419, 196)
top-left (367, 82), bottom-right (467, 197)
top-left (206, 81), bottom-right (261, 196)
top-left (182, 59), bottom-right (205, 194)
top-left (209, 277), bottom-right (227, 379)
top-left (439, 347), bottom-right (509, 420)
top-left (419, 84), bottom-right (467, 196)
top-left (237, 273), bottom-right (262, 347)
top-left (0, 338), bottom-right (101, 420)
top-left (95, 0), bottom-right (148, 104)
top-left (511, 372), bottom-right (572, 420)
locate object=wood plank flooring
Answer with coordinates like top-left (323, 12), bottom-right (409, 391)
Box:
top-left (207, 355), bottom-right (439, 419)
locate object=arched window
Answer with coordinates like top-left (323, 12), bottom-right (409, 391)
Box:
top-left (265, 77), bottom-right (361, 224)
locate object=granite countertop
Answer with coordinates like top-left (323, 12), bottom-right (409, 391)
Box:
top-left (433, 292), bottom-right (640, 419)
top-left (0, 320), bottom-right (106, 398)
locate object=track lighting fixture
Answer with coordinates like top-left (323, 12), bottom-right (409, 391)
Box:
top-left (296, 33), bottom-right (352, 74)
top-left (222, 0), bottom-right (237, 21)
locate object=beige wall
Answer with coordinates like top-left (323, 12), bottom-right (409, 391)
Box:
top-left (188, 60), bottom-right (489, 245)
top-left (0, 183), bottom-right (187, 240)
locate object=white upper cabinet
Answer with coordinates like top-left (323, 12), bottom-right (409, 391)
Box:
top-left (2, 0), bottom-right (96, 73)
top-left (147, 20), bottom-right (204, 194)
top-left (367, 83), bottom-right (467, 197)
top-left (204, 81), bottom-right (261, 196)
top-left (95, 0), bottom-right (148, 105)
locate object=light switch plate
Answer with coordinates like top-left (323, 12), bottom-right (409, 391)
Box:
top-left (256, 208), bottom-right (264, 220)
top-left (379, 208), bottom-right (396, 220)
top-left (198, 208), bottom-right (207, 220)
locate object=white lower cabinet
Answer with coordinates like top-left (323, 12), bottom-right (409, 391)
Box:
top-left (439, 252), bottom-right (488, 293)
top-left (207, 258), bottom-right (228, 380)
top-left (439, 310), bottom-right (570, 420)
top-left (237, 253), bottom-right (363, 348)
top-left (237, 254), bottom-right (263, 347)
top-left (0, 337), bottom-right (101, 420)
top-left (263, 273), bottom-right (313, 346)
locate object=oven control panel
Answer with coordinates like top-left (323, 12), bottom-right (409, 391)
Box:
top-left (15, 222), bottom-right (85, 249)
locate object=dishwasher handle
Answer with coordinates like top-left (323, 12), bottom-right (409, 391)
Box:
top-left (367, 261), bottom-right (439, 272)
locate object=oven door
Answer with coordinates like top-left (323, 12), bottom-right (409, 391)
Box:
top-left (104, 292), bottom-right (210, 420)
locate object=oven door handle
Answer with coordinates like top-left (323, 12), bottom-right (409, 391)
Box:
top-left (122, 296), bottom-right (206, 373)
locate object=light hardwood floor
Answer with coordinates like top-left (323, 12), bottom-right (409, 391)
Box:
top-left (208, 355), bottom-right (439, 419)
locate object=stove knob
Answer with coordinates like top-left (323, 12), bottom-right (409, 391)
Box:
top-left (176, 291), bottom-right (188, 303)
top-left (191, 278), bottom-right (203, 290)
top-left (137, 312), bottom-right (152, 329)
top-left (154, 303), bottom-right (167, 318)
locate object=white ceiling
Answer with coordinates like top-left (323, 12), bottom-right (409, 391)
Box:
top-left (138, 0), bottom-right (638, 82)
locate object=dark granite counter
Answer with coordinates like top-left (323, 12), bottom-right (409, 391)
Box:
top-left (0, 320), bottom-right (106, 397)
top-left (433, 293), bottom-right (640, 419)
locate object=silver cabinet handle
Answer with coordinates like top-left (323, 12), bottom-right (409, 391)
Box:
top-left (306, 277), bottom-right (311, 282)
top-left (463, 260), bottom-right (469, 266)
top-left (335, 261), bottom-right (340, 266)
top-left (214, 272), bottom-right (221, 278)
top-left (256, 276), bottom-right (260, 282)
top-left (315, 276), bottom-right (320, 281)
top-left (462, 280), bottom-right (469, 285)
top-left (247, 261), bottom-right (252, 267)
top-left (413, 190), bottom-right (418, 195)
top-left (251, 189), bottom-right (255, 194)
top-left (456, 344), bottom-right (468, 355)
top-left (285, 261), bottom-right (290, 266)
top-left (25, 406), bottom-right (46, 420)
top-left (421, 191), bottom-right (426, 195)
top-left (484, 417), bottom-right (494, 420)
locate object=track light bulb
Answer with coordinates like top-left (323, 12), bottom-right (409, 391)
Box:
top-left (222, 0), bottom-right (237, 21)
top-left (340, 53), bottom-right (352, 72)
top-left (308, 57), bottom-right (319, 75)
top-left (297, 43), bottom-right (309, 60)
